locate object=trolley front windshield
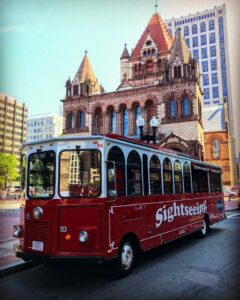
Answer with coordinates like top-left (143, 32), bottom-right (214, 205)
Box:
top-left (27, 151), bottom-right (55, 199)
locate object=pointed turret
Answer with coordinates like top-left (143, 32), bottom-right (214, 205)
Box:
top-left (70, 51), bottom-right (102, 97)
top-left (75, 51), bottom-right (98, 83)
top-left (169, 29), bottom-right (191, 64)
top-left (120, 44), bottom-right (130, 60)
top-left (131, 13), bottom-right (173, 58)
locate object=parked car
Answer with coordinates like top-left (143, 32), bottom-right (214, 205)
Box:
top-left (223, 187), bottom-right (238, 199)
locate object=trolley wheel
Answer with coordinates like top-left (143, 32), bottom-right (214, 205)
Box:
top-left (112, 239), bottom-right (135, 277)
top-left (198, 218), bottom-right (209, 238)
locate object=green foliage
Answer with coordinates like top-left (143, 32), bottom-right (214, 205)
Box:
top-left (0, 153), bottom-right (19, 188)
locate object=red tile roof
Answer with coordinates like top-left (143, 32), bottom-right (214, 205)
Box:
top-left (131, 13), bottom-right (173, 58)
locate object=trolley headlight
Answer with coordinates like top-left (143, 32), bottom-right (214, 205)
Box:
top-left (13, 225), bottom-right (21, 238)
top-left (33, 207), bottom-right (43, 219)
top-left (79, 231), bottom-right (88, 243)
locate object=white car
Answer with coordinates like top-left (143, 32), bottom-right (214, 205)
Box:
top-left (223, 187), bottom-right (238, 199)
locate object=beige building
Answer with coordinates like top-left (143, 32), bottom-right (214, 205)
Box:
top-left (0, 92), bottom-right (28, 160)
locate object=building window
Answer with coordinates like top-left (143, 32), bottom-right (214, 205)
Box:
top-left (182, 97), bottom-right (190, 117)
top-left (185, 38), bottom-right (190, 48)
top-left (169, 99), bottom-right (176, 118)
top-left (93, 108), bottom-right (103, 134)
top-left (209, 32), bottom-right (216, 44)
top-left (77, 111), bottom-right (85, 128)
top-left (122, 107), bottom-right (128, 136)
top-left (202, 61), bottom-right (208, 72)
top-left (192, 36), bottom-right (198, 48)
top-left (134, 105), bottom-right (141, 135)
top-left (184, 26), bottom-right (189, 36)
top-left (201, 34), bottom-right (207, 46)
top-left (107, 107), bottom-right (116, 133)
top-left (212, 139), bottom-right (220, 159)
top-left (210, 45), bottom-right (216, 57)
top-left (213, 86), bottom-right (219, 99)
top-left (203, 74), bottom-right (209, 86)
top-left (211, 59), bottom-right (217, 71)
top-left (69, 113), bottom-right (74, 129)
top-left (201, 47), bottom-right (208, 59)
top-left (209, 19), bottom-right (215, 31)
top-left (174, 66), bottom-right (181, 78)
top-left (73, 85), bottom-right (78, 96)
top-left (200, 22), bottom-right (206, 33)
top-left (203, 88), bottom-right (210, 100)
top-left (146, 60), bottom-right (154, 74)
top-left (192, 24), bottom-right (198, 34)
top-left (212, 73), bottom-right (218, 84)
top-left (193, 49), bottom-right (199, 60)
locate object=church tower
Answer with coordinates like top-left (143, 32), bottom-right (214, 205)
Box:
top-left (65, 51), bottom-right (102, 99)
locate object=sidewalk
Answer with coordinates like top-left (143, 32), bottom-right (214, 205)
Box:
top-left (0, 198), bottom-right (25, 276)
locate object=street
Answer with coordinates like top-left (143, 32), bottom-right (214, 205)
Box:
top-left (0, 211), bottom-right (239, 300)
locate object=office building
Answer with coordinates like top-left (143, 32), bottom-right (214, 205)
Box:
top-left (27, 114), bottom-right (63, 141)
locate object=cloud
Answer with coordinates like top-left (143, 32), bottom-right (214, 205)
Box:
top-left (0, 26), bottom-right (25, 33)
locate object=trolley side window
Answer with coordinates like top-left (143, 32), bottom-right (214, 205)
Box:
top-left (192, 164), bottom-right (209, 193)
top-left (59, 149), bottom-right (101, 198)
top-left (183, 162), bottom-right (191, 193)
top-left (209, 170), bottom-right (222, 192)
top-left (127, 150), bottom-right (142, 196)
top-left (27, 150), bottom-right (55, 199)
top-left (174, 160), bottom-right (183, 194)
top-left (150, 155), bottom-right (162, 195)
top-left (107, 146), bottom-right (126, 196)
top-left (163, 158), bottom-right (173, 194)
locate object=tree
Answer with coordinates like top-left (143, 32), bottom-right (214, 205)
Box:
top-left (0, 153), bottom-right (19, 188)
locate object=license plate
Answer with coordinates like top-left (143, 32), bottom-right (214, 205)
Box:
top-left (32, 241), bottom-right (44, 251)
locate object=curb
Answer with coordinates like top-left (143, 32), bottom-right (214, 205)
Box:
top-left (0, 260), bottom-right (34, 279)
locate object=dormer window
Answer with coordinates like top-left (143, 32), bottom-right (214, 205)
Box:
top-left (146, 40), bottom-right (152, 46)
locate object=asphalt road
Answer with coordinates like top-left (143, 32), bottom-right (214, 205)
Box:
top-left (0, 211), bottom-right (240, 300)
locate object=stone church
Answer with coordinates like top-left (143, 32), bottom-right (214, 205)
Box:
top-left (63, 12), bottom-right (204, 160)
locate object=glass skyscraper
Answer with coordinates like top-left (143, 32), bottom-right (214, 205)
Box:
top-left (166, 5), bottom-right (230, 109)
top-left (166, 5), bottom-right (238, 185)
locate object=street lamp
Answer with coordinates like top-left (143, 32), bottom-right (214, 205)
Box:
top-left (136, 116), bottom-right (159, 144)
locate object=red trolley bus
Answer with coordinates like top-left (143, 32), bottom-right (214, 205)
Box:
top-left (14, 134), bottom-right (225, 276)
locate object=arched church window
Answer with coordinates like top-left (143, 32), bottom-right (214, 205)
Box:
top-left (122, 107), bottom-right (129, 136)
top-left (108, 107), bottom-right (116, 133)
top-left (134, 105), bottom-right (141, 136)
top-left (69, 113), bottom-right (74, 129)
top-left (73, 85), bottom-right (78, 96)
top-left (169, 99), bottom-right (176, 118)
top-left (93, 107), bottom-right (103, 134)
top-left (77, 111), bottom-right (85, 128)
top-left (200, 22), bottom-right (206, 33)
top-left (146, 60), bottom-right (154, 74)
top-left (174, 66), bottom-right (181, 78)
top-left (182, 97), bottom-right (190, 117)
top-left (212, 139), bottom-right (220, 159)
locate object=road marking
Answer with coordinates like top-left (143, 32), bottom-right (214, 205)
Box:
top-left (227, 212), bottom-right (240, 218)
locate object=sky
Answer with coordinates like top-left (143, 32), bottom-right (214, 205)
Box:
top-left (0, 0), bottom-right (239, 152)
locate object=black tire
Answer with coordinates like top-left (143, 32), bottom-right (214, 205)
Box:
top-left (111, 239), bottom-right (135, 277)
top-left (197, 218), bottom-right (209, 238)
